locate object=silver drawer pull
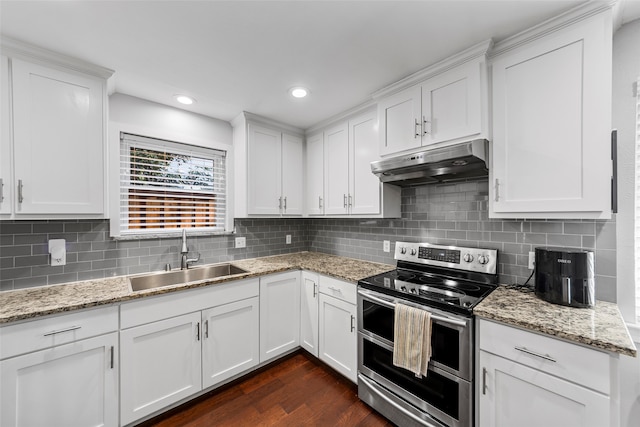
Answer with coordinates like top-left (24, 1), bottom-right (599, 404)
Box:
top-left (328, 286), bottom-right (342, 293)
top-left (43, 325), bottom-right (81, 336)
top-left (514, 346), bottom-right (557, 363)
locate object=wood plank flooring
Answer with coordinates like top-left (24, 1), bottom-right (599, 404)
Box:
top-left (140, 351), bottom-right (394, 427)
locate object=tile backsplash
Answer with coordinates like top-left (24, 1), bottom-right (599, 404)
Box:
top-left (0, 179), bottom-right (616, 302)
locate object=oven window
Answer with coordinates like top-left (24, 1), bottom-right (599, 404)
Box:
top-left (362, 339), bottom-right (459, 420)
top-left (362, 300), bottom-right (394, 341)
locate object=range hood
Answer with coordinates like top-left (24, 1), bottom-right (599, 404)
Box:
top-left (371, 139), bottom-right (489, 186)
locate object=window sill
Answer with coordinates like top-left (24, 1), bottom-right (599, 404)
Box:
top-left (112, 230), bottom-right (234, 240)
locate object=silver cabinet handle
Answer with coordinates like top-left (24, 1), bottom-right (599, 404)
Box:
top-left (422, 116), bottom-right (431, 135)
top-left (318, 196), bottom-right (323, 209)
top-left (283, 196), bottom-right (287, 211)
top-left (348, 194), bottom-right (352, 208)
top-left (494, 179), bottom-right (500, 202)
top-left (350, 315), bottom-right (355, 332)
top-left (110, 346), bottom-right (115, 369)
top-left (196, 322), bottom-right (200, 341)
top-left (204, 319), bottom-right (209, 339)
top-left (17, 179), bottom-right (23, 203)
top-left (313, 283), bottom-right (317, 298)
top-left (43, 325), bottom-right (81, 336)
top-left (343, 194), bottom-right (347, 208)
top-left (414, 118), bottom-right (421, 138)
top-left (514, 346), bottom-right (557, 363)
top-left (0, 178), bottom-right (3, 202)
top-left (482, 367), bottom-right (487, 395)
top-left (328, 286), bottom-right (342, 293)
top-left (278, 197), bottom-right (282, 210)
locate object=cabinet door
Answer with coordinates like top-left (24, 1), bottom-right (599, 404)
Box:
top-left (421, 59), bottom-right (482, 146)
top-left (378, 85), bottom-right (422, 156)
top-left (0, 332), bottom-right (118, 427)
top-left (299, 271), bottom-right (319, 357)
top-left (349, 110), bottom-right (381, 215)
top-left (11, 59), bottom-right (104, 215)
top-left (120, 312), bottom-right (202, 425)
top-left (490, 11), bottom-right (612, 218)
top-left (281, 133), bottom-right (303, 216)
top-left (247, 123), bottom-right (282, 215)
top-left (324, 122), bottom-right (350, 215)
top-left (305, 132), bottom-right (324, 215)
top-left (202, 297), bottom-right (259, 389)
top-left (318, 293), bottom-right (357, 383)
top-left (478, 351), bottom-right (609, 427)
top-left (0, 55), bottom-right (12, 216)
top-left (259, 272), bottom-right (300, 363)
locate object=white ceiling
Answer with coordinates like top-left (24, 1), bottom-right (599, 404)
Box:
top-left (1, 0), bottom-right (639, 130)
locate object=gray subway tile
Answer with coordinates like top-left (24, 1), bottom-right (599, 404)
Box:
top-left (547, 234), bottom-right (582, 248)
top-left (530, 222), bottom-right (563, 233)
top-left (564, 222), bottom-right (595, 235)
top-left (15, 255), bottom-right (49, 267)
top-left (595, 249), bottom-right (616, 277)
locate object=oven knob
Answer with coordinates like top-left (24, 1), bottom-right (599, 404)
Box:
top-left (410, 248), bottom-right (417, 256)
top-left (463, 253), bottom-right (474, 263)
top-left (400, 247), bottom-right (407, 254)
top-left (478, 255), bottom-right (489, 265)
top-left (401, 286), bottom-right (407, 292)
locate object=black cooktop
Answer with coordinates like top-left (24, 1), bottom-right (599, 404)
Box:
top-left (358, 268), bottom-right (497, 315)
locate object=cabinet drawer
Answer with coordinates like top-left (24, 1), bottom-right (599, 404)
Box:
top-left (0, 305), bottom-right (118, 359)
top-left (479, 319), bottom-right (610, 394)
top-left (319, 276), bottom-right (356, 305)
top-left (121, 278), bottom-right (259, 329)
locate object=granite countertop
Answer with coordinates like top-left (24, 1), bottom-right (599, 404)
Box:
top-left (474, 286), bottom-right (637, 357)
top-left (0, 252), bottom-right (394, 324)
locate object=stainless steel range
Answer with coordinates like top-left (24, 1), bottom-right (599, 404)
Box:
top-left (357, 241), bottom-right (498, 427)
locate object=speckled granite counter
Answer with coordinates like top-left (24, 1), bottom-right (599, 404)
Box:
top-left (0, 252), bottom-right (394, 324)
top-left (474, 286), bottom-right (637, 357)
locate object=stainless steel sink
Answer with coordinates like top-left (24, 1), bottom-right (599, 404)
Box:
top-left (130, 264), bottom-right (248, 292)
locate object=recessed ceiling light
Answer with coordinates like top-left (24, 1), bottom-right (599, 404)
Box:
top-left (290, 87), bottom-right (309, 99)
top-left (174, 95), bottom-right (195, 105)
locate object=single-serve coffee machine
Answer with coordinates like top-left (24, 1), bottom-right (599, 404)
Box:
top-left (534, 247), bottom-right (595, 308)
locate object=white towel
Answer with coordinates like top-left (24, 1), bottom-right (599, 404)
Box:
top-left (393, 303), bottom-right (432, 378)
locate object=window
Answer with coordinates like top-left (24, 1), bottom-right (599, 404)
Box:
top-left (635, 76), bottom-right (640, 323)
top-left (116, 132), bottom-right (227, 237)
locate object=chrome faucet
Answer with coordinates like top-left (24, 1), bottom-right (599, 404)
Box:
top-left (180, 229), bottom-right (200, 270)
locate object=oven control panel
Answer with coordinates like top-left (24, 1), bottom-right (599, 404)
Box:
top-left (395, 241), bottom-right (497, 275)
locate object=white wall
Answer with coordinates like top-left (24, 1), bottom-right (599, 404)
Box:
top-left (612, 17), bottom-right (640, 427)
top-left (108, 93), bottom-right (235, 233)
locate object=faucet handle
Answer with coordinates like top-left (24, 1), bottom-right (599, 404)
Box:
top-left (186, 252), bottom-right (201, 265)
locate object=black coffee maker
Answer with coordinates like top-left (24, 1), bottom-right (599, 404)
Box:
top-left (534, 247), bottom-right (595, 308)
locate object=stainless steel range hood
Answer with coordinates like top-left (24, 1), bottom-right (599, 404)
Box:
top-left (371, 139), bottom-right (489, 186)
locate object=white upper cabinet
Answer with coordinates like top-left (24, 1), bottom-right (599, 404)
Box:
top-left (233, 113), bottom-right (304, 217)
top-left (305, 132), bottom-right (324, 215)
top-left (309, 109), bottom-right (401, 218)
top-left (375, 40), bottom-right (490, 157)
top-left (0, 55), bottom-right (12, 216)
top-left (0, 39), bottom-right (112, 219)
top-left (489, 7), bottom-right (613, 219)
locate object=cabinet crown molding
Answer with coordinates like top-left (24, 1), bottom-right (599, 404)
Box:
top-left (231, 111), bottom-right (304, 136)
top-left (371, 39), bottom-right (492, 100)
top-left (489, 0), bottom-right (615, 58)
top-left (1, 36), bottom-right (114, 80)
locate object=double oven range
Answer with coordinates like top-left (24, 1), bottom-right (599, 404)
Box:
top-left (357, 242), bottom-right (498, 427)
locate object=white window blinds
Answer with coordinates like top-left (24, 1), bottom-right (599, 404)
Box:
top-left (635, 77), bottom-right (640, 323)
top-left (118, 133), bottom-right (227, 236)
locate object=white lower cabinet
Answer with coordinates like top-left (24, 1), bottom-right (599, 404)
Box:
top-left (0, 307), bottom-right (119, 427)
top-left (299, 271), bottom-right (319, 356)
top-left (259, 271), bottom-right (301, 362)
top-left (318, 276), bottom-right (357, 383)
top-left (202, 297), bottom-right (260, 388)
top-left (120, 312), bottom-right (202, 425)
top-left (477, 319), bottom-right (616, 427)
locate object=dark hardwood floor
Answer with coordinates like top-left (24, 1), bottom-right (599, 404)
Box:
top-left (140, 351), bottom-right (394, 427)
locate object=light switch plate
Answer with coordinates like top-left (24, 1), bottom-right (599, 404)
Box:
top-left (235, 237), bottom-right (246, 248)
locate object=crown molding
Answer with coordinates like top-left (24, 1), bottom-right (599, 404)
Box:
top-left (305, 99), bottom-right (376, 135)
top-left (231, 111), bottom-right (304, 136)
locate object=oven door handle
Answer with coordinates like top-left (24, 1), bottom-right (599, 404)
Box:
top-left (358, 289), bottom-right (469, 328)
top-left (358, 374), bottom-right (443, 427)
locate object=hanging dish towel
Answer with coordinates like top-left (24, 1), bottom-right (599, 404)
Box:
top-left (393, 303), bottom-right (432, 378)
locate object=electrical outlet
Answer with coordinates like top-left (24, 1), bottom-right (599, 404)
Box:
top-left (48, 239), bottom-right (66, 266)
top-left (235, 237), bottom-right (246, 249)
top-left (383, 240), bottom-right (390, 253)
top-left (286, 234), bottom-right (292, 244)
top-left (528, 251), bottom-right (535, 270)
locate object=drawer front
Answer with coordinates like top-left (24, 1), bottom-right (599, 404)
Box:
top-left (479, 319), bottom-right (610, 394)
top-left (0, 305), bottom-right (118, 359)
top-left (319, 275), bottom-right (356, 305)
top-left (121, 278), bottom-right (259, 329)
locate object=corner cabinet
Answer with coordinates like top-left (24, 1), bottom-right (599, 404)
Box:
top-left (375, 40), bottom-right (490, 157)
top-left (232, 113), bottom-right (304, 217)
top-left (0, 306), bottom-right (119, 427)
top-left (300, 271), bottom-right (320, 356)
top-left (477, 319), bottom-right (617, 427)
top-left (0, 39), bottom-right (112, 219)
top-left (306, 109), bottom-right (401, 218)
top-left (489, 7), bottom-right (613, 219)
